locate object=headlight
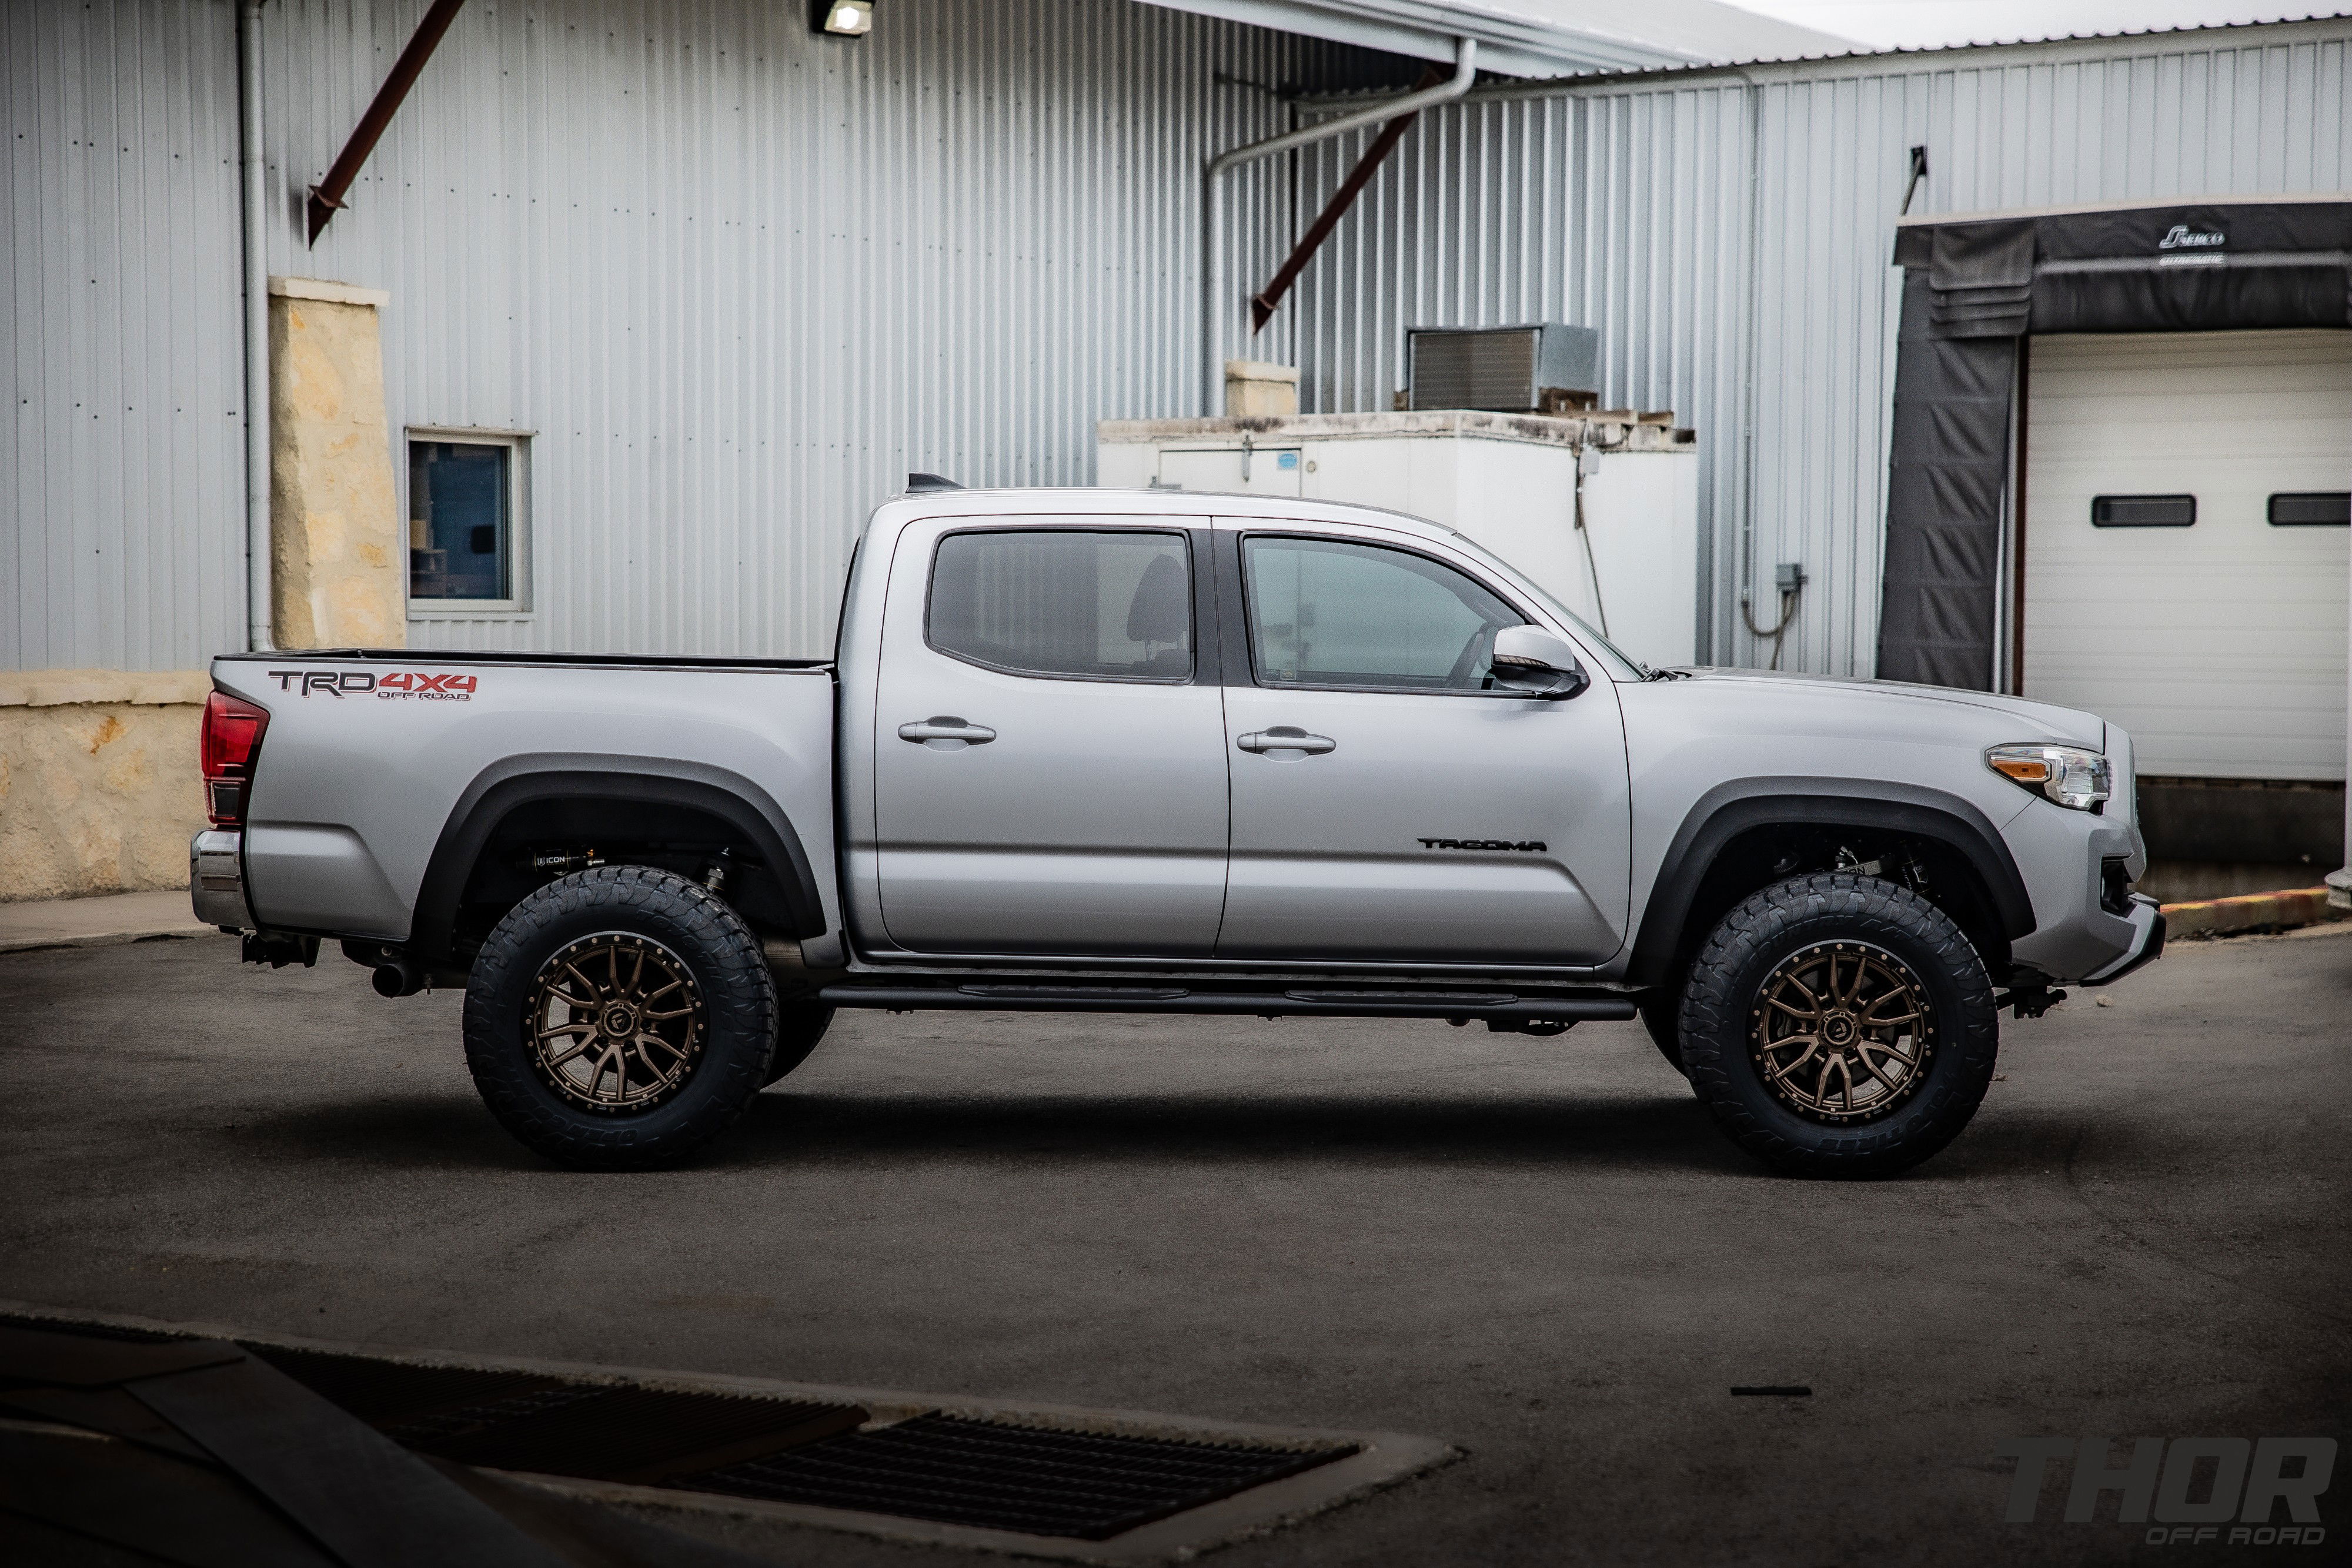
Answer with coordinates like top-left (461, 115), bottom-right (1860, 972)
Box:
top-left (1987, 744), bottom-right (2111, 811)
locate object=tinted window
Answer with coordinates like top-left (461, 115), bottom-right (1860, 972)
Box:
top-left (2091, 494), bottom-right (2195, 527)
top-left (1243, 536), bottom-right (1522, 691)
top-left (409, 440), bottom-right (514, 599)
top-left (2269, 492), bottom-right (2350, 526)
top-left (928, 530), bottom-right (1191, 681)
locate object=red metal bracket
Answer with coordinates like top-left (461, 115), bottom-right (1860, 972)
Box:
top-left (1250, 66), bottom-right (1442, 333)
top-left (305, 0), bottom-right (469, 245)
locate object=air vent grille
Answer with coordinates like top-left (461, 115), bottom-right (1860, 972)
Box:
top-left (1406, 323), bottom-right (1597, 412)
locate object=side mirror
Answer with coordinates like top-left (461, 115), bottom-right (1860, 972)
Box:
top-left (1490, 625), bottom-right (1590, 700)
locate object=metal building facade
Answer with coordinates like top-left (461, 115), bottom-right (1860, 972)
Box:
top-left (6, 0), bottom-right (1360, 667)
top-left (4, 0), bottom-right (248, 673)
top-left (13, 6), bottom-right (2351, 676)
top-left (1285, 18), bottom-right (2352, 673)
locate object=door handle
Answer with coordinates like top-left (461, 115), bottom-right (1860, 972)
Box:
top-left (1237, 727), bottom-right (1335, 756)
top-left (898, 717), bottom-right (997, 746)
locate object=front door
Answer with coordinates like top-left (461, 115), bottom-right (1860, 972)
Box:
top-left (1216, 529), bottom-right (1631, 965)
top-left (871, 520), bottom-right (1230, 956)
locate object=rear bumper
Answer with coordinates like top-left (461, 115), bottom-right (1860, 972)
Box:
top-left (2080, 894), bottom-right (2164, 987)
top-left (189, 829), bottom-right (253, 930)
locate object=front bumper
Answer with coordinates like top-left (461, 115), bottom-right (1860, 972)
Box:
top-left (190, 829), bottom-right (253, 930)
top-left (2080, 893), bottom-right (2164, 987)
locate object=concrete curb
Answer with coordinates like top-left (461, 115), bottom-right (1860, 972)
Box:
top-left (0, 890), bottom-right (216, 954)
top-left (2161, 885), bottom-right (2347, 938)
top-left (0, 925), bottom-right (225, 955)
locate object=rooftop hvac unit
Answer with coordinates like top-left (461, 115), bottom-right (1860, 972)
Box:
top-left (1407, 324), bottom-right (1598, 412)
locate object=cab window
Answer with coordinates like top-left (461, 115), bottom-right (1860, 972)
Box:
top-left (1242, 535), bottom-right (1521, 692)
top-left (928, 529), bottom-right (1192, 681)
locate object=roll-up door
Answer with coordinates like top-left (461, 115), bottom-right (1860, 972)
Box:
top-left (2021, 329), bottom-right (2351, 781)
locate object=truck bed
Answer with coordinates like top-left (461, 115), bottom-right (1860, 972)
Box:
top-left (211, 650), bottom-right (839, 947)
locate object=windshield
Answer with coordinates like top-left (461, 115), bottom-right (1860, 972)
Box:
top-left (1433, 527), bottom-right (1652, 681)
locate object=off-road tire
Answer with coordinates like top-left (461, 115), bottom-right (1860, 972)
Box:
top-left (1678, 872), bottom-right (1997, 1178)
top-left (764, 1002), bottom-right (836, 1086)
top-left (465, 866), bottom-right (777, 1170)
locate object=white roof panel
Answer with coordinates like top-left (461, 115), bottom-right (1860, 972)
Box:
top-left (1137, 0), bottom-right (1857, 75)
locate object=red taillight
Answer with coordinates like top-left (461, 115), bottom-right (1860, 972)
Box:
top-left (201, 690), bottom-right (269, 826)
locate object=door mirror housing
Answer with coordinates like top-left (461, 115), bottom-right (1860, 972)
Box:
top-left (1490, 625), bottom-right (1589, 700)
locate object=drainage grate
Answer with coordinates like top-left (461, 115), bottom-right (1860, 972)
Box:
top-left (1, 1316), bottom-right (1391, 1546)
top-left (242, 1345), bottom-right (867, 1485)
top-left (414, 1383), bottom-right (867, 1483)
top-left (674, 1413), bottom-right (1358, 1540)
top-left (244, 1345), bottom-right (568, 1427)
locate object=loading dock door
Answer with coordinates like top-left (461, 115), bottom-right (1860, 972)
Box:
top-left (2022, 329), bottom-right (2351, 780)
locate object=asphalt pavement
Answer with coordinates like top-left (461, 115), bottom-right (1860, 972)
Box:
top-left (2, 926), bottom-right (2346, 1565)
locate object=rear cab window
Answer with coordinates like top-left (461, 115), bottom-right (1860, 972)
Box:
top-left (927, 529), bottom-right (1194, 682)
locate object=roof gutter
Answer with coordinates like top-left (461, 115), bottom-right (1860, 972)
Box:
top-left (1201, 35), bottom-right (1477, 415)
top-left (239, 0), bottom-right (272, 652)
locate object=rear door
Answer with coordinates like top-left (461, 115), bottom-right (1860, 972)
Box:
top-left (1214, 527), bottom-right (1632, 965)
top-left (869, 518), bottom-right (1230, 956)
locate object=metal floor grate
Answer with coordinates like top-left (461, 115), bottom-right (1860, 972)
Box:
top-left (245, 1345), bottom-right (567, 1427)
top-left (413, 1383), bottom-right (866, 1482)
top-left (674, 1413), bottom-right (1358, 1540)
top-left (2, 1316), bottom-right (1371, 1543)
top-left (242, 1345), bottom-right (866, 1485)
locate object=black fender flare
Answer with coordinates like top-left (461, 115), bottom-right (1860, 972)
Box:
top-left (1626, 778), bottom-right (2037, 988)
top-left (410, 757), bottom-right (827, 961)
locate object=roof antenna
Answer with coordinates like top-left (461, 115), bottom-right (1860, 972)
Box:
top-left (1900, 145), bottom-right (1928, 216)
top-left (906, 472), bottom-right (964, 493)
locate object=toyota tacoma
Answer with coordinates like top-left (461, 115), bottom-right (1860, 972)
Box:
top-left (191, 484), bottom-right (2163, 1175)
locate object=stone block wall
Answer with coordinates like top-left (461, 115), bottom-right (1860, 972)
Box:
top-left (1, 671), bottom-right (210, 901)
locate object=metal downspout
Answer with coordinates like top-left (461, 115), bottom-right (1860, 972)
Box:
top-left (1201, 38), bottom-right (1478, 415)
top-left (239, 0), bottom-right (272, 651)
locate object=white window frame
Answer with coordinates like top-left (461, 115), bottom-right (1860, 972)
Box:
top-left (403, 426), bottom-right (534, 618)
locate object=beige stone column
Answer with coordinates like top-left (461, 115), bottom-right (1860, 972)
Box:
top-left (268, 278), bottom-right (405, 649)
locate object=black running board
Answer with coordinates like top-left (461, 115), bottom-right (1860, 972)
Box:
top-left (817, 983), bottom-right (1636, 1024)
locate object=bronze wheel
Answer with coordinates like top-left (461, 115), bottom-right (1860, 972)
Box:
top-left (527, 931), bottom-right (705, 1113)
top-left (1748, 940), bottom-right (1936, 1125)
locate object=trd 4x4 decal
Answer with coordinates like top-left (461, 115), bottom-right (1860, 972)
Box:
top-left (268, 669), bottom-right (478, 700)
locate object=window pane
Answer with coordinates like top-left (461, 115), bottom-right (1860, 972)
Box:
top-left (409, 440), bottom-right (512, 600)
top-left (2091, 494), bottom-right (2195, 527)
top-left (928, 530), bottom-right (1191, 680)
top-left (1244, 536), bottom-right (1521, 691)
top-left (2268, 492), bottom-right (2350, 526)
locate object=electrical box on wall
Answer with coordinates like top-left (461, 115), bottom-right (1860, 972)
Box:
top-left (1097, 410), bottom-right (1702, 671)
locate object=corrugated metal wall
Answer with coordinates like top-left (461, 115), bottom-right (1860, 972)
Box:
top-left (4, 0), bottom-right (246, 673)
top-left (6, 0), bottom-right (1358, 666)
top-left (1288, 19), bottom-right (2352, 673)
top-left (14, 6), bottom-right (2351, 673)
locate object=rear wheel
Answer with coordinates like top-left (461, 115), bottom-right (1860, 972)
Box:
top-left (463, 866), bottom-right (776, 1170)
top-left (1678, 872), bottom-right (1997, 1178)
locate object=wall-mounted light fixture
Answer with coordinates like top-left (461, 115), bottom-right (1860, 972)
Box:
top-left (812, 0), bottom-right (873, 35)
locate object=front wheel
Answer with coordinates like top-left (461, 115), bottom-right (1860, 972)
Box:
top-left (463, 866), bottom-right (777, 1170)
top-left (764, 1001), bottom-right (836, 1086)
top-left (1678, 872), bottom-right (1997, 1178)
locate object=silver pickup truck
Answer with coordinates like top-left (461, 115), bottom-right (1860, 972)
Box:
top-left (192, 484), bottom-right (2163, 1176)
